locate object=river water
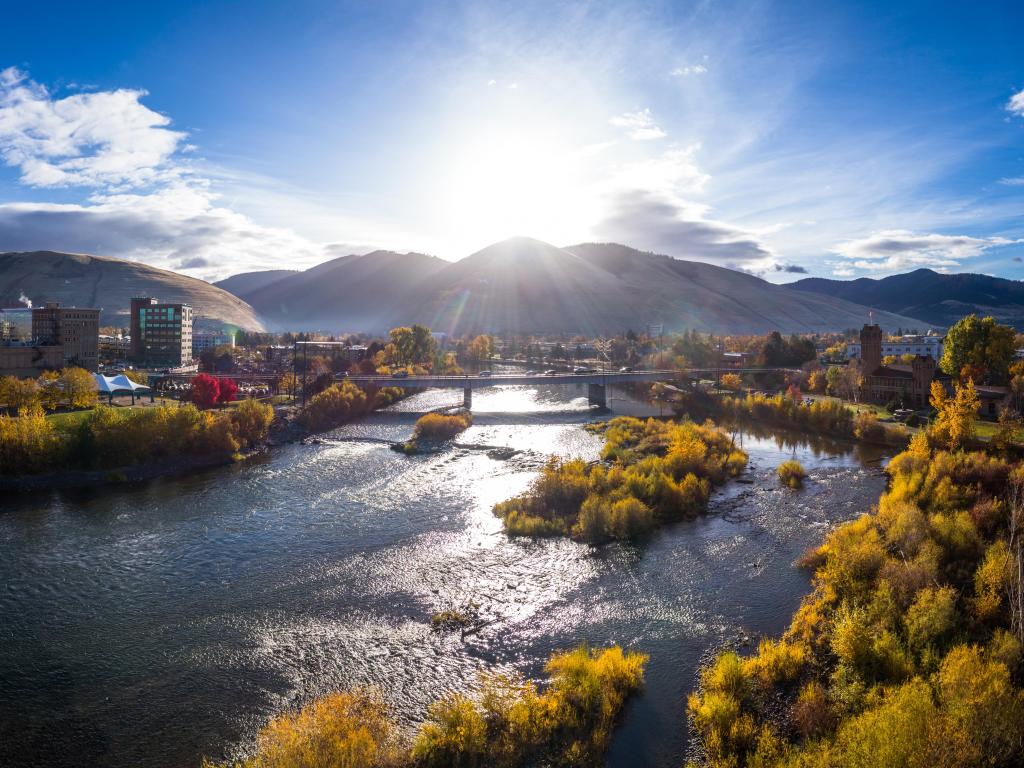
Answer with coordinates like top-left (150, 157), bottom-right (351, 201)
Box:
top-left (0, 381), bottom-right (888, 768)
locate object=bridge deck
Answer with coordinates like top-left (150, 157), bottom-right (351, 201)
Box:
top-left (344, 370), bottom-right (681, 388)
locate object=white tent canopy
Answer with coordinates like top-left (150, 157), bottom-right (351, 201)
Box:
top-left (94, 373), bottom-right (151, 394)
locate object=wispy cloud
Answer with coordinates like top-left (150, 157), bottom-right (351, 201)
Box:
top-left (609, 108), bottom-right (666, 140)
top-left (832, 230), bottom-right (1018, 274)
top-left (670, 63), bottom-right (707, 77)
top-left (1008, 88), bottom-right (1024, 117)
top-left (999, 176), bottom-right (1024, 186)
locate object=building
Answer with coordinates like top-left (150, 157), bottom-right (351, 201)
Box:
top-left (192, 330), bottom-right (235, 358)
top-left (130, 297), bottom-right (194, 368)
top-left (847, 332), bottom-right (944, 363)
top-left (31, 302), bottom-right (101, 371)
top-left (0, 307), bottom-right (34, 343)
top-left (855, 324), bottom-right (948, 408)
top-left (0, 345), bottom-right (64, 378)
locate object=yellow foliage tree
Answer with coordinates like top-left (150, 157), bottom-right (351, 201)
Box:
top-left (930, 379), bottom-right (979, 451)
top-left (62, 367), bottom-right (97, 409)
top-left (37, 370), bottom-right (63, 410)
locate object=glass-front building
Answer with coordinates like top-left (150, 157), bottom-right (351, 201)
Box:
top-left (130, 297), bottom-right (193, 367)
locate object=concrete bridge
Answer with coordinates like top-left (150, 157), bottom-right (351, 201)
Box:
top-left (343, 368), bottom-right (791, 409)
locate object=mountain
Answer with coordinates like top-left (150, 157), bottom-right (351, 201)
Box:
top-left (415, 238), bottom-right (927, 335)
top-left (0, 251), bottom-right (265, 331)
top-left (214, 269), bottom-right (298, 301)
top-left (218, 237), bottom-right (926, 335)
top-left (239, 249), bottom-right (448, 331)
top-left (792, 269), bottom-right (1024, 329)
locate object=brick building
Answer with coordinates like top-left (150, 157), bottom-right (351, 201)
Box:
top-left (855, 324), bottom-right (948, 408)
top-left (31, 302), bottom-right (101, 371)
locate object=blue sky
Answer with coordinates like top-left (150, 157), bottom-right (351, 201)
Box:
top-left (0, 0), bottom-right (1022, 282)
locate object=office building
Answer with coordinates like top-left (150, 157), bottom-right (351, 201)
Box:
top-left (130, 297), bottom-right (194, 368)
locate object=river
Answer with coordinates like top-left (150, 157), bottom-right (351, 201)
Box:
top-left (0, 381), bottom-right (889, 767)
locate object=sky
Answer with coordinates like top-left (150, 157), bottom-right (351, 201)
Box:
top-left (0, 0), bottom-right (1023, 283)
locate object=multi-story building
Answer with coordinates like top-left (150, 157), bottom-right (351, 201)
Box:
top-left (854, 324), bottom-right (948, 408)
top-left (192, 330), bottom-right (235, 358)
top-left (0, 307), bottom-right (34, 343)
top-left (130, 297), bottom-right (193, 368)
top-left (31, 302), bottom-right (101, 371)
top-left (847, 332), bottom-right (944, 363)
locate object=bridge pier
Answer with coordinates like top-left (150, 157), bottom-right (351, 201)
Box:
top-left (463, 387), bottom-right (472, 409)
top-left (587, 382), bottom-right (607, 410)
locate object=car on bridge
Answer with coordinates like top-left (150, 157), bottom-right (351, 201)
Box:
top-left (619, 366), bottom-right (634, 372)
top-left (544, 369), bottom-right (559, 376)
top-left (391, 371), bottom-right (409, 378)
top-left (573, 366), bottom-right (598, 374)
top-left (478, 370), bottom-right (492, 377)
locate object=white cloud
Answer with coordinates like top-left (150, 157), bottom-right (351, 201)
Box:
top-left (609, 108), bottom-right (666, 140)
top-left (0, 184), bottom-right (330, 280)
top-left (0, 68), bottom-right (386, 280)
top-left (1008, 88), bottom-right (1024, 117)
top-left (671, 64), bottom-right (707, 76)
top-left (0, 67), bottom-right (185, 188)
top-left (832, 230), bottom-right (1018, 274)
top-left (998, 176), bottom-right (1024, 186)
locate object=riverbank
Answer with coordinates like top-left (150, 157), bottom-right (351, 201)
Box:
top-left (0, 383), bottom-right (405, 494)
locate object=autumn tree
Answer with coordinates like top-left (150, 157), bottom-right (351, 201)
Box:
top-left (190, 373), bottom-right (221, 410)
top-left (940, 314), bottom-right (1016, 383)
top-left (720, 373), bottom-right (743, 391)
top-left (37, 370), bottom-right (63, 410)
top-left (930, 379), bottom-right (979, 450)
top-left (0, 375), bottom-right (40, 411)
top-left (467, 335), bottom-right (495, 363)
top-left (61, 367), bottom-right (97, 409)
top-left (217, 378), bottom-right (238, 405)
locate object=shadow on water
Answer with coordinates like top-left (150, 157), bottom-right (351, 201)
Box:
top-left (0, 383), bottom-right (891, 768)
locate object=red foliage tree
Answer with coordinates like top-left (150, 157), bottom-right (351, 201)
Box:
top-left (217, 378), bottom-right (238, 405)
top-left (190, 373), bottom-right (221, 410)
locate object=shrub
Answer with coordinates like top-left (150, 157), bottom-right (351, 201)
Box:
top-left (777, 459), bottom-right (807, 488)
top-left (231, 399), bottom-right (274, 449)
top-left (207, 689), bottom-right (402, 768)
top-left (411, 411), bottom-right (472, 443)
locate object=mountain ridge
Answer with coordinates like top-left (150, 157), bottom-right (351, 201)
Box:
top-left (222, 237), bottom-right (929, 335)
top-left (0, 250), bottom-right (265, 331)
top-left (792, 268), bottom-right (1024, 329)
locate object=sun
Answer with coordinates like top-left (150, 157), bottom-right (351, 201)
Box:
top-left (440, 126), bottom-right (595, 252)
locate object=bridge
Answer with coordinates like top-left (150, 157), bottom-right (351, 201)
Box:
top-left (342, 368), bottom-right (790, 409)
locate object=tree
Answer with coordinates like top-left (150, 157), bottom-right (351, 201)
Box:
top-left (62, 367), bottom-right (97, 409)
top-left (828, 364), bottom-right (862, 402)
top-left (940, 314), bottom-right (1016, 384)
top-left (0, 376), bottom-right (40, 412)
top-left (190, 373), bottom-right (221, 410)
top-left (277, 372), bottom-right (299, 396)
top-left (217, 378), bottom-right (238, 405)
top-left (467, 335), bottom-right (495, 363)
top-left (720, 373), bottom-right (743, 391)
top-left (930, 379), bottom-right (979, 450)
top-left (808, 369), bottom-right (826, 393)
top-left (37, 370), bottom-right (63, 410)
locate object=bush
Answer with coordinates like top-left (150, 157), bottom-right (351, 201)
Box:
top-left (205, 689), bottom-right (402, 768)
top-left (410, 411), bottom-right (472, 443)
top-left (231, 399), bottom-right (274, 449)
top-left (412, 645), bottom-right (646, 767)
top-left (495, 418), bottom-right (745, 542)
top-left (777, 460), bottom-right (806, 488)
